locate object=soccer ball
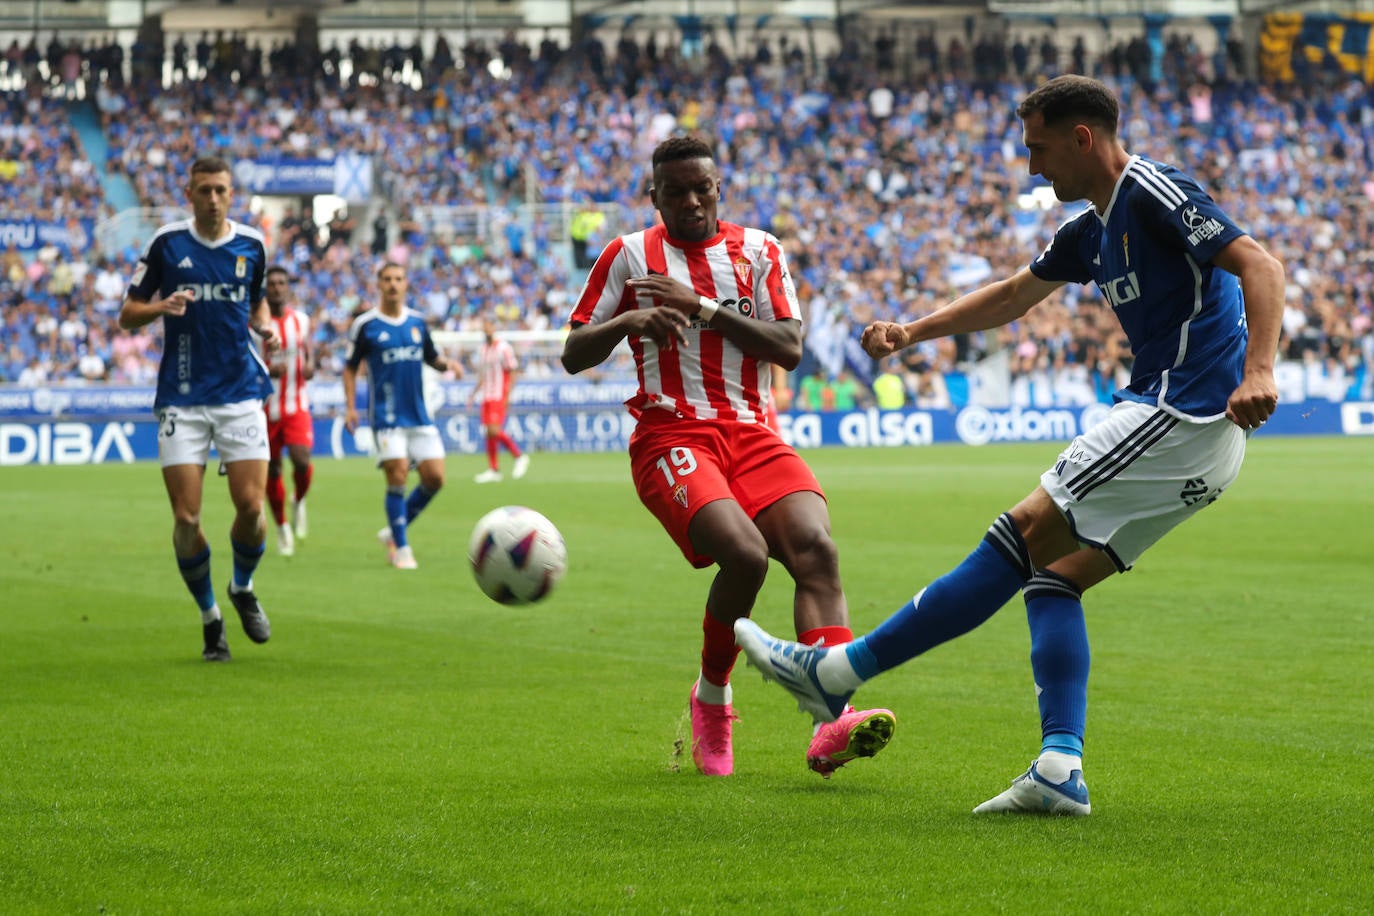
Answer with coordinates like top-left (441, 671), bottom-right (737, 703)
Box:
top-left (468, 506), bottom-right (568, 605)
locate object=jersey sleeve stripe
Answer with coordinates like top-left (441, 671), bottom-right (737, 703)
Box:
top-left (570, 235), bottom-right (628, 325)
top-left (1133, 159), bottom-right (1190, 206)
top-left (759, 235), bottom-right (793, 322)
top-left (1127, 160), bottom-right (1187, 209)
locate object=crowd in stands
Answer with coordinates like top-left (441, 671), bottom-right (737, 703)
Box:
top-left (1, 22), bottom-right (1372, 406)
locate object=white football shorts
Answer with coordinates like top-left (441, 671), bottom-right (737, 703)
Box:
top-left (373, 424), bottom-right (446, 465)
top-left (1040, 400), bottom-right (1247, 571)
top-left (157, 400), bottom-right (270, 468)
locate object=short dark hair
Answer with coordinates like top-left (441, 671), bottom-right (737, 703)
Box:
top-left (189, 156), bottom-right (232, 178)
top-left (376, 260), bottom-right (406, 280)
top-left (265, 265), bottom-right (292, 281)
top-left (652, 136), bottom-right (715, 169)
top-left (1016, 75), bottom-right (1120, 134)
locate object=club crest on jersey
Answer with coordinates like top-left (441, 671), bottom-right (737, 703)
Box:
top-left (673, 483), bottom-right (688, 509)
top-left (235, 256), bottom-right (247, 278)
top-left (733, 258), bottom-right (752, 287)
top-left (410, 326), bottom-right (421, 343)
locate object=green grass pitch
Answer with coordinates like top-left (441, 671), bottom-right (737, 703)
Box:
top-left (2, 437), bottom-right (1371, 913)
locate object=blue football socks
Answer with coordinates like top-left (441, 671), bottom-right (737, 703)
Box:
top-left (176, 546), bottom-right (216, 612)
top-left (404, 483), bottom-right (438, 526)
top-left (385, 485), bottom-right (408, 548)
top-left (230, 538), bottom-right (265, 591)
top-left (1025, 569), bottom-right (1090, 751)
top-left (851, 513), bottom-right (1034, 676)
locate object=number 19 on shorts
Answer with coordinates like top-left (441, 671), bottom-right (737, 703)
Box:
top-left (655, 447), bottom-right (698, 485)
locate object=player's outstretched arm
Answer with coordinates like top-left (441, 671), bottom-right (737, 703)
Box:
top-left (861, 321), bottom-right (910, 359)
top-left (862, 268), bottom-right (1062, 358)
top-left (1213, 235), bottom-right (1284, 429)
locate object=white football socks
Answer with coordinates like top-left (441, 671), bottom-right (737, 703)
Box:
top-left (1036, 750), bottom-right (1083, 784)
top-left (694, 675), bottom-right (732, 706)
top-left (200, 606), bottom-right (222, 625)
top-left (816, 647), bottom-right (864, 694)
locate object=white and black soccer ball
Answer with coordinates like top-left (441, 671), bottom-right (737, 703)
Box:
top-left (467, 506), bottom-right (568, 605)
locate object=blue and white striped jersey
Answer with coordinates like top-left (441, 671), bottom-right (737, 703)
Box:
top-left (126, 219), bottom-right (272, 409)
top-left (345, 307), bottom-right (439, 430)
top-left (1030, 155), bottom-right (1248, 421)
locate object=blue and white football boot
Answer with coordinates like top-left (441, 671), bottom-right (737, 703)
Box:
top-left (733, 617), bottom-right (852, 723)
top-left (973, 760), bottom-right (1091, 816)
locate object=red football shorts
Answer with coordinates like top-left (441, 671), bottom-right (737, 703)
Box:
top-left (629, 410), bottom-right (824, 568)
top-left (480, 399), bottom-right (508, 428)
top-left (267, 410), bottom-right (314, 454)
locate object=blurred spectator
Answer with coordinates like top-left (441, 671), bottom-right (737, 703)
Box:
top-left (328, 207), bottom-right (356, 246)
top-left (798, 367), bottom-right (836, 411)
top-left (872, 360), bottom-right (906, 409)
top-left (0, 23), bottom-right (1367, 408)
top-left (830, 368), bottom-right (868, 410)
top-left (910, 363), bottom-right (952, 410)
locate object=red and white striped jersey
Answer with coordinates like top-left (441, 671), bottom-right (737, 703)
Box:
top-left (569, 221), bottom-right (800, 422)
top-left (476, 337), bottom-right (518, 402)
top-left (265, 308), bottom-right (311, 421)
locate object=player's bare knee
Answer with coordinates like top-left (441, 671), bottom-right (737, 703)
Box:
top-left (1046, 550), bottom-right (1117, 593)
top-left (232, 497), bottom-right (264, 522)
top-left (171, 519), bottom-right (200, 554)
top-left (1008, 494), bottom-right (1076, 567)
top-left (714, 535), bottom-right (770, 588)
top-left (171, 506), bottom-right (201, 530)
top-left (780, 528), bottom-right (840, 582)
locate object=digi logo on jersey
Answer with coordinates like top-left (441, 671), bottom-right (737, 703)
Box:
top-left (381, 345), bottom-right (426, 364)
top-left (176, 282), bottom-right (249, 303)
top-left (1103, 271), bottom-right (1141, 309)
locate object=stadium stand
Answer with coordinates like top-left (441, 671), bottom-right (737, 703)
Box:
top-left (0, 4), bottom-right (1370, 405)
